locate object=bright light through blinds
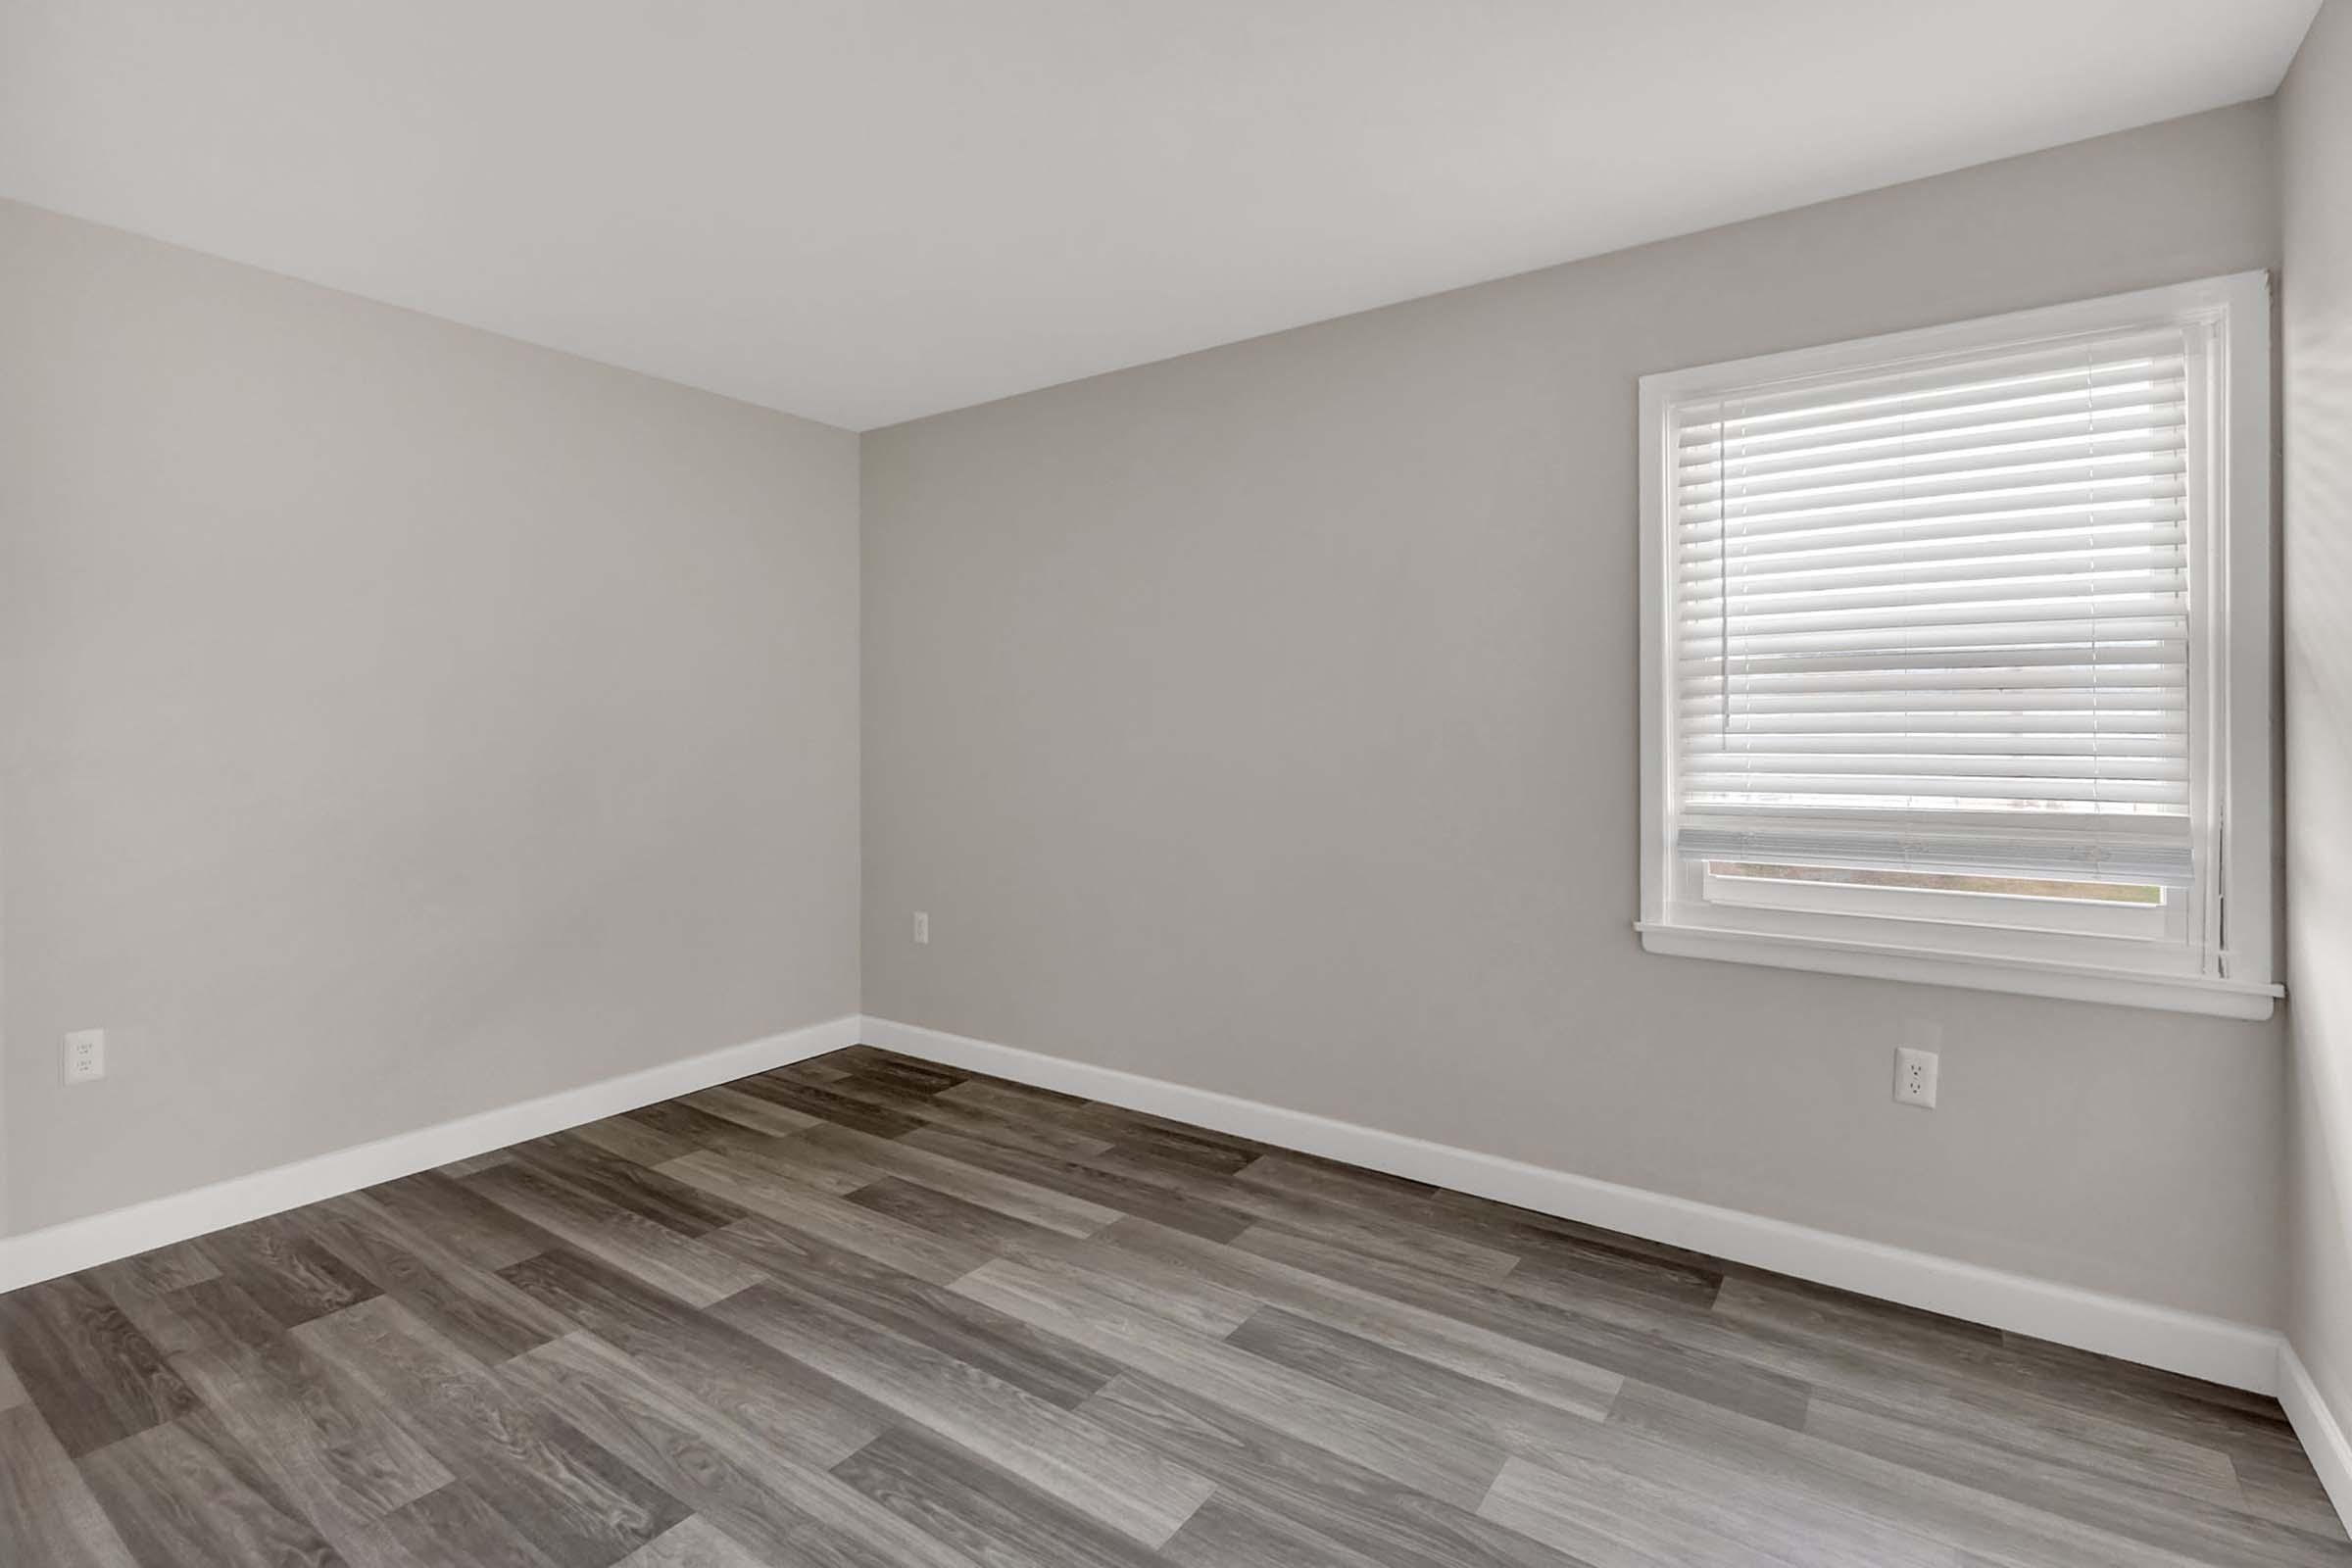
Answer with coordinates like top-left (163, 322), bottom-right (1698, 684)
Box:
top-left (1670, 325), bottom-right (2197, 887)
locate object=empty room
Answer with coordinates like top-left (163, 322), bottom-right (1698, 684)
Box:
top-left (5, 2), bottom-right (2352, 1564)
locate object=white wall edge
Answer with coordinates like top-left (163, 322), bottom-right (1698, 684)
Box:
top-left (2280, 1344), bottom-right (2352, 1535)
top-left (0, 1013), bottom-right (861, 1295)
top-left (862, 1014), bottom-right (2284, 1396)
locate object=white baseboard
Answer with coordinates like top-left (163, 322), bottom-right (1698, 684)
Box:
top-left (0, 1006), bottom-right (2299, 1416)
top-left (861, 1014), bottom-right (2284, 1396)
top-left (0, 1013), bottom-right (861, 1295)
top-left (2280, 1344), bottom-right (2352, 1535)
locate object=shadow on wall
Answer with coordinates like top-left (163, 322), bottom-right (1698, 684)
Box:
top-left (2285, 231), bottom-right (2352, 1420)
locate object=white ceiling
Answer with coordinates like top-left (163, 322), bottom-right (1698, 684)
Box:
top-left (0, 2), bottom-right (2319, 430)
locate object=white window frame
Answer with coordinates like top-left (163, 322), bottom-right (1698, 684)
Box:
top-left (1636, 274), bottom-right (2278, 1020)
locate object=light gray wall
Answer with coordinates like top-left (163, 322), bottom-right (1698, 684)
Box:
top-left (2281, 0), bottom-right (2352, 1434)
top-left (863, 102), bottom-right (2286, 1324)
top-left (0, 199), bottom-right (861, 1237)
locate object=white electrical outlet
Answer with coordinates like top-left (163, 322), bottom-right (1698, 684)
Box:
top-left (65, 1028), bottom-right (107, 1084)
top-left (913, 910), bottom-right (930, 945)
top-left (1893, 1046), bottom-right (1938, 1108)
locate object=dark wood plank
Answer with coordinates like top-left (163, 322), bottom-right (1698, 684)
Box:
top-left (459, 1160), bottom-right (761, 1307)
top-left (196, 1215), bottom-right (381, 1329)
top-left (796, 1121), bottom-right (1121, 1236)
top-left (731, 1076), bottom-right (928, 1139)
top-left (657, 1149), bottom-right (992, 1285)
top-left (676, 1086), bottom-right (821, 1141)
top-left (508, 1133), bottom-right (752, 1238)
top-left (846, 1174), bottom-right (1075, 1256)
top-left (0, 1274), bottom-right (201, 1456)
top-left (897, 1124), bottom-right (1259, 1243)
top-left (842, 1058), bottom-right (968, 1096)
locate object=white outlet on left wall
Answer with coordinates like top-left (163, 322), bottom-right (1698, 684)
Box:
top-left (65, 1028), bottom-right (106, 1083)
top-left (913, 910), bottom-right (930, 945)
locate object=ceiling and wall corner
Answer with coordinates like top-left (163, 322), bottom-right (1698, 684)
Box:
top-left (0, 1), bottom-right (2321, 430)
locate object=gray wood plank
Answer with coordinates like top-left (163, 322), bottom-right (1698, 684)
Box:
top-left (798, 1120), bottom-right (1123, 1237)
top-left (1235, 1221), bottom-right (1810, 1427)
top-left (710, 1279), bottom-right (1216, 1547)
top-left (294, 1193), bottom-right (572, 1366)
top-left (361, 1483), bottom-right (561, 1568)
top-left (363, 1172), bottom-right (555, 1274)
top-left (659, 1148), bottom-right (991, 1284)
top-left (461, 1160), bottom-right (762, 1308)
top-left (1603, 1377), bottom-right (2251, 1568)
top-left (295, 1297), bottom-right (686, 1566)
top-left (897, 1124), bottom-right (1259, 1243)
top-left (497, 1244), bottom-right (888, 1470)
top-left (77, 1409), bottom-right (346, 1568)
top-left (1480, 1451), bottom-right (1792, 1568)
top-left (847, 1174), bottom-right (1076, 1255)
top-left (954, 1254), bottom-right (1510, 1509)
top-left (614, 1517), bottom-right (771, 1568)
top-left (0, 1404), bottom-right (139, 1568)
top-left (0, 1338), bottom-right (28, 1411)
top-left (1078, 1371), bottom-right (1588, 1568)
top-left (101, 1276), bottom-right (284, 1365)
top-left (705, 1213), bottom-right (1124, 1410)
top-left (827, 1425), bottom-right (1165, 1568)
top-left (499, 1331), bottom-right (986, 1568)
top-left (679, 1086), bottom-right (823, 1140)
top-left (1805, 1396), bottom-right (2352, 1568)
top-left (1097, 1215), bottom-right (1623, 1419)
top-left (170, 1333), bottom-right (452, 1544)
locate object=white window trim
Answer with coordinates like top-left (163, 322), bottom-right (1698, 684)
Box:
top-left (1635, 273), bottom-right (2278, 1021)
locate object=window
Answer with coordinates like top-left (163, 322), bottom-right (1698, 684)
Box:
top-left (1637, 275), bottom-right (2278, 1018)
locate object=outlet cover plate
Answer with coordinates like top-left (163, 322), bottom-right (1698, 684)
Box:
top-left (1894, 1046), bottom-right (1938, 1108)
top-left (65, 1028), bottom-right (106, 1084)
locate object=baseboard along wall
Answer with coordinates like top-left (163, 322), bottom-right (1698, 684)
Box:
top-left (0, 1013), bottom-right (862, 1295)
top-left (865, 1012), bottom-right (2352, 1531)
top-left (3, 1004), bottom-right (2345, 1534)
top-left (2280, 1344), bottom-right (2352, 1536)
top-left (860, 1015), bottom-right (2283, 1395)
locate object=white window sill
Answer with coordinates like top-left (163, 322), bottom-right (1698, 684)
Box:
top-left (1634, 921), bottom-right (2281, 1020)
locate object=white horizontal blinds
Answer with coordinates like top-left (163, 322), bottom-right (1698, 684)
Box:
top-left (1672, 325), bottom-right (2197, 886)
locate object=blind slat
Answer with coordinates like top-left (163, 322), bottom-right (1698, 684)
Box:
top-left (1667, 322), bottom-right (2196, 884)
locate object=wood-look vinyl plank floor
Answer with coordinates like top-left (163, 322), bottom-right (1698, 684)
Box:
top-left (1, 1041), bottom-right (2343, 1567)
